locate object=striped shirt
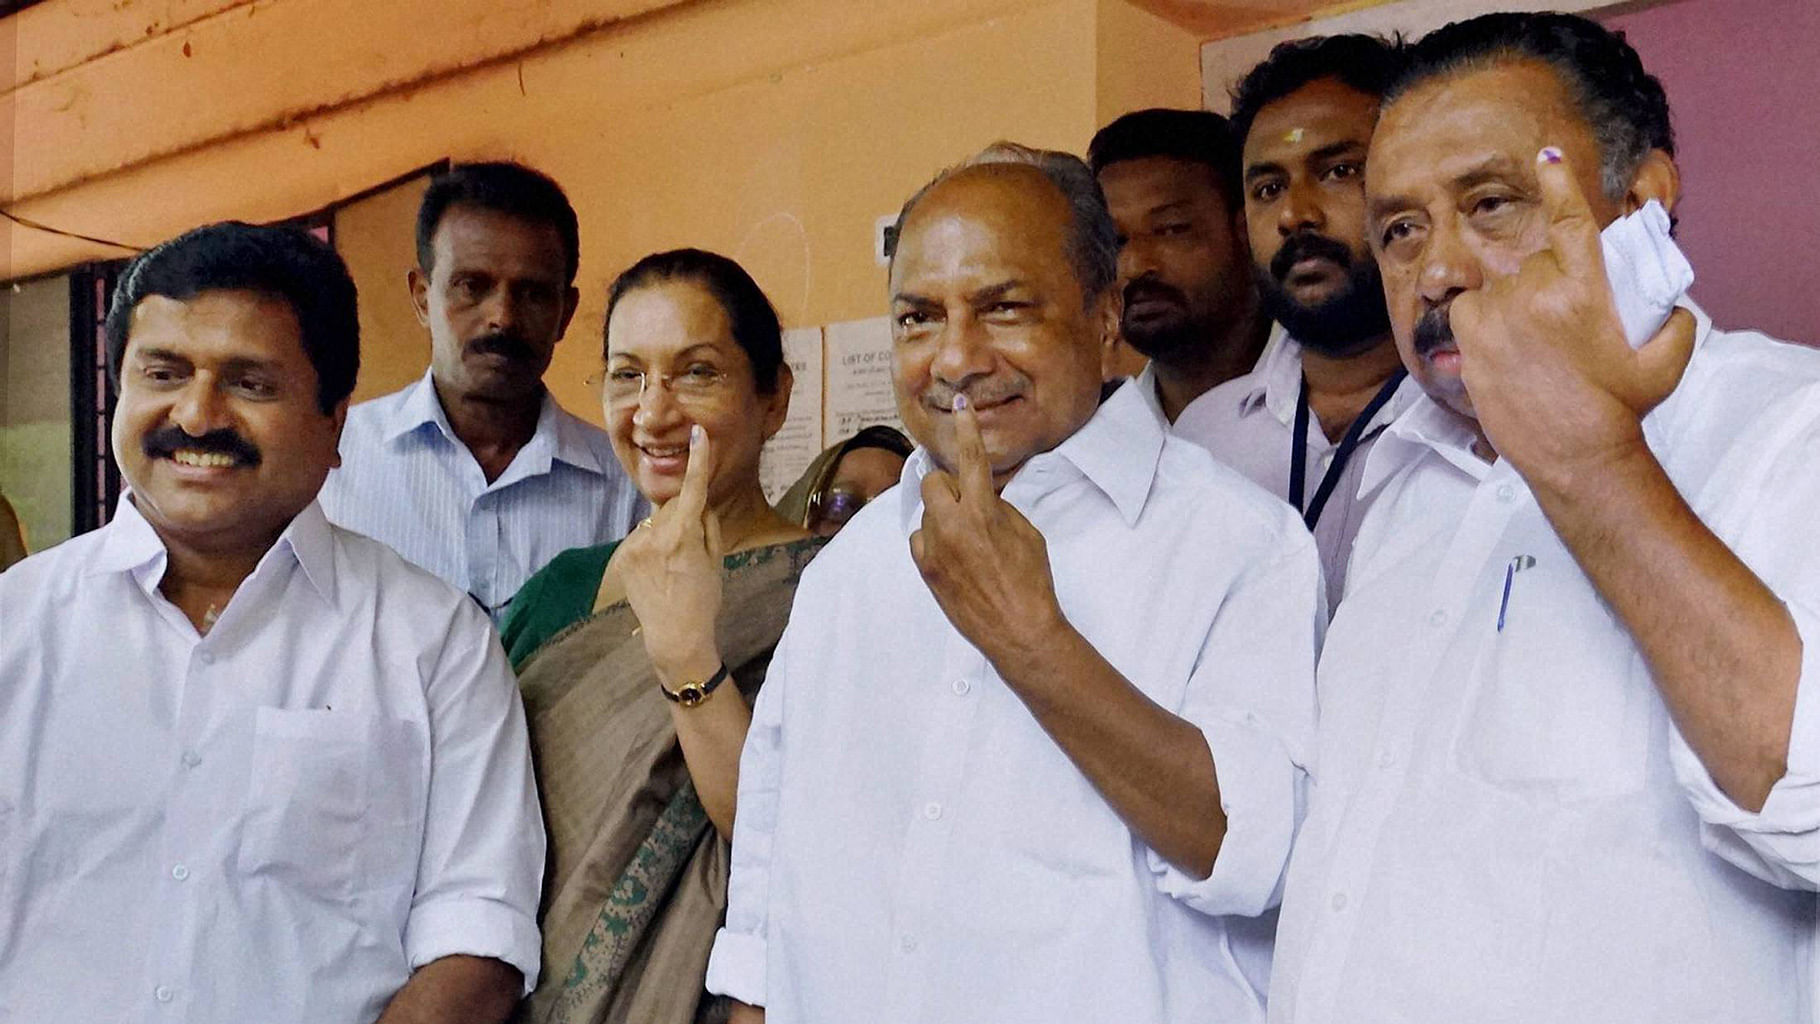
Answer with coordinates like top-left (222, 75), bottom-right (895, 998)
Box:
top-left (320, 371), bottom-right (645, 622)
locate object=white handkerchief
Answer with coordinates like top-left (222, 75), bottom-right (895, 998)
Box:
top-left (1599, 198), bottom-right (1694, 347)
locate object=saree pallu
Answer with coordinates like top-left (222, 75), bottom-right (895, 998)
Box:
top-left (512, 539), bottom-right (822, 1024)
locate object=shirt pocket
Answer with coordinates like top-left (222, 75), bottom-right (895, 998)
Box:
top-left (237, 708), bottom-right (411, 900)
top-left (1449, 561), bottom-right (1650, 803)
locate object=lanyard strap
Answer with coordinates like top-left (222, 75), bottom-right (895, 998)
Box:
top-left (1289, 368), bottom-right (1407, 530)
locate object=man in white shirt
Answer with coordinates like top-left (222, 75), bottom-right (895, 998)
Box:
top-left (0, 223), bottom-right (545, 1024)
top-left (705, 145), bottom-right (1323, 1023)
top-left (1178, 35), bottom-right (1413, 607)
top-left (1271, 14), bottom-right (1820, 1022)
top-left (1090, 108), bottom-right (1271, 421)
top-left (320, 161), bottom-right (643, 621)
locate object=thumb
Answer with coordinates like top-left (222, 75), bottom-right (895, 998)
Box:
top-left (703, 508), bottom-right (724, 557)
top-left (1631, 306), bottom-right (1697, 409)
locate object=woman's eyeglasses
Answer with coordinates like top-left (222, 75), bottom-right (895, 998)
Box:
top-left (807, 486), bottom-right (869, 533)
top-left (591, 365), bottom-right (728, 404)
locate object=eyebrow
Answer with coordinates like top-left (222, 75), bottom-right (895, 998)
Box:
top-left (1367, 153), bottom-right (1530, 222)
top-left (131, 346), bottom-right (191, 365)
top-left (1309, 139), bottom-right (1367, 164)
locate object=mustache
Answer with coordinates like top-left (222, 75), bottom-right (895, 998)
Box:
top-left (1269, 231), bottom-right (1355, 282)
top-left (1122, 276), bottom-right (1187, 309)
top-left (142, 425), bottom-right (263, 466)
top-left (467, 331), bottom-right (535, 361)
top-left (1413, 303), bottom-right (1456, 357)
top-left (921, 379), bottom-right (1028, 412)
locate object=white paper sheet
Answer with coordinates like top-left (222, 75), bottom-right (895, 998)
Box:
top-left (760, 326), bottom-right (826, 503)
top-left (823, 316), bottom-right (906, 446)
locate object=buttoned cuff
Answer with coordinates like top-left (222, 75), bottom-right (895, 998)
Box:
top-left (1673, 600), bottom-right (1820, 891)
top-left (704, 927), bottom-right (767, 1006)
top-left (404, 896), bottom-right (543, 994)
top-left (1148, 712), bottom-right (1300, 917)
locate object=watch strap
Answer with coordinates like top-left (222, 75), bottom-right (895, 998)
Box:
top-left (661, 662), bottom-right (730, 708)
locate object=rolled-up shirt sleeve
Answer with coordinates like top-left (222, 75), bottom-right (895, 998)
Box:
top-left (705, 620), bottom-right (796, 1007)
top-left (403, 600), bottom-right (547, 990)
top-left (1672, 400), bottom-right (1820, 890)
top-left (1672, 597), bottom-right (1820, 890)
top-left (1149, 525), bottom-right (1323, 917)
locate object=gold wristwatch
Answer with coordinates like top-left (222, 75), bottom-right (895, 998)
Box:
top-left (661, 663), bottom-right (730, 708)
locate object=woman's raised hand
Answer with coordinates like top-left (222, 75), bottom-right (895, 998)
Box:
top-left (617, 425), bottom-right (725, 681)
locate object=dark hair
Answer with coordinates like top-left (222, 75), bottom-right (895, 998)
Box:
top-left (416, 161), bottom-right (581, 286)
top-left (844, 424), bottom-right (915, 459)
top-left (890, 141), bottom-right (1121, 303)
top-left (1229, 34), bottom-right (1405, 153)
top-left (603, 249), bottom-right (785, 394)
top-left (1087, 109), bottom-right (1243, 215)
top-left (1389, 12), bottom-right (1674, 199)
top-left (105, 221), bottom-right (359, 414)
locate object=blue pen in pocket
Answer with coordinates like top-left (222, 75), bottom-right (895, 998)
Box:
top-left (1496, 555), bottom-right (1536, 632)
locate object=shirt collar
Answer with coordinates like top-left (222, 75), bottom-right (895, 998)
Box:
top-left (897, 378), bottom-right (1165, 530)
top-left (384, 369), bottom-right (606, 476)
top-left (1252, 323), bottom-right (1303, 424)
top-left (86, 495), bottom-right (338, 605)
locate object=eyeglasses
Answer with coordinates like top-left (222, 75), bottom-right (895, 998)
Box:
top-left (592, 365), bottom-right (729, 404)
top-left (807, 486), bottom-right (869, 533)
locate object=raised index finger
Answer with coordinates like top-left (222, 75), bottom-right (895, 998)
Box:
top-left (949, 393), bottom-right (994, 502)
top-left (672, 423), bottom-right (714, 523)
top-left (1535, 145), bottom-right (1605, 283)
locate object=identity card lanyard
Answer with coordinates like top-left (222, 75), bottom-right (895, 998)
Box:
top-left (1288, 368), bottom-right (1407, 530)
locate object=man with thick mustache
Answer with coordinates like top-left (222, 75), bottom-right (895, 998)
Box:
top-left (704, 144), bottom-right (1322, 1023)
top-left (1177, 34), bottom-right (1411, 608)
top-left (1090, 109), bottom-right (1270, 422)
top-left (321, 161), bottom-right (643, 622)
top-left (1269, 14), bottom-right (1820, 1022)
top-left (0, 223), bottom-right (544, 1023)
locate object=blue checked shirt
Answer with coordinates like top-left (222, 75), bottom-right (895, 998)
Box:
top-left (320, 371), bottom-right (646, 623)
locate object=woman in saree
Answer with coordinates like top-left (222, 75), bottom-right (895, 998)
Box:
top-left (500, 249), bottom-right (820, 1024)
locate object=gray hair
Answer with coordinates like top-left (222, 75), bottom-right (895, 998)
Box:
top-left (887, 140), bottom-right (1121, 303)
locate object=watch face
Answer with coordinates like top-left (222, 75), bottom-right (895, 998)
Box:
top-left (677, 684), bottom-right (706, 707)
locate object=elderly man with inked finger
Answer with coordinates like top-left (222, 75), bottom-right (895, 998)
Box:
top-left (1269, 13), bottom-right (1820, 1024)
top-left (701, 144), bottom-right (1324, 1023)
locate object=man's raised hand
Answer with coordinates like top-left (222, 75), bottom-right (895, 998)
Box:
top-left (1449, 145), bottom-right (1695, 477)
top-left (910, 394), bottom-right (1065, 668)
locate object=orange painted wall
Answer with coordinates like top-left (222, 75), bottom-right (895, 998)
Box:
top-left (8, 0), bottom-right (1204, 419)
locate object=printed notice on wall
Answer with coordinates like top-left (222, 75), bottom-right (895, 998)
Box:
top-left (760, 326), bottom-right (826, 503)
top-left (823, 316), bottom-right (905, 444)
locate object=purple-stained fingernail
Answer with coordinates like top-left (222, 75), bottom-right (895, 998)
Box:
top-left (690, 424), bottom-right (703, 445)
top-left (1538, 146), bottom-right (1564, 165)
top-left (952, 393), bottom-right (969, 412)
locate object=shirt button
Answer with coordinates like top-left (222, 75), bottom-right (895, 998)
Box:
top-left (951, 678), bottom-right (971, 696)
top-left (1496, 483), bottom-right (1517, 503)
top-left (197, 651), bottom-right (215, 665)
top-left (1330, 892), bottom-right (1349, 912)
top-left (1427, 608), bottom-right (1449, 628)
top-left (899, 934), bottom-right (918, 953)
top-left (922, 802), bottom-right (943, 821)
top-left (171, 864), bottom-right (189, 881)
top-left (154, 985), bottom-right (174, 1003)
top-left (181, 751), bottom-right (202, 768)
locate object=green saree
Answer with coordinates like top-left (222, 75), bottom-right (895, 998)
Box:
top-left (501, 537), bottom-right (824, 1024)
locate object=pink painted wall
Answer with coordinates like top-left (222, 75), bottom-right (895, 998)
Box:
top-left (1602, 0), bottom-right (1820, 343)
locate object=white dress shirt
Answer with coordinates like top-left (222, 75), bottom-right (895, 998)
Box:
top-left (0, 498), bottom-right (546, 1024)
top-left (1270, 307), bottom-right (1820, 1023)
top-left (319, 371), bottom-right (645, 620)
top-left (1164, 327), bottom-right (1418, 610)
top-left (705, 381), bottom-right (1323, 1023)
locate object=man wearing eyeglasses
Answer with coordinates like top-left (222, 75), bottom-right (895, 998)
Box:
top-left (320, 162), bottom-right (644, 622)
